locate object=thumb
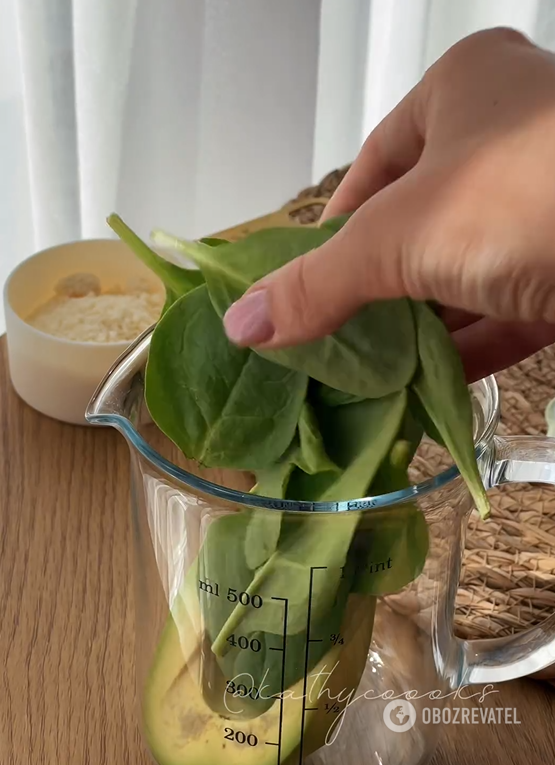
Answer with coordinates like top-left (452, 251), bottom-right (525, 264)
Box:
top-left (223, 175), bottom-right (422, 348)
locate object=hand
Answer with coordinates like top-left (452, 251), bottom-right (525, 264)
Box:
top-left (223, 27), bottom-right (555, 381)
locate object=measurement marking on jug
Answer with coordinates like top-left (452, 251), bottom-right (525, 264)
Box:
top-left (225, 681), bottom-right (261, 700)
top-left (197, 579), bottom-right (264, 608)
top-left (326, 703), bottom-right (340, 715)
top-left (264, 595), bottom-right (289, 764)
top-left (226, 635), bottom-right (261, 652)
top-left (227, 588), bottom-right (263, 608)
top-left (223, 728), bottom-right (258, 746)
top-left (298, 566), bottom-right (327, 765)
top-left (198, 577), bottom-right (219, 597)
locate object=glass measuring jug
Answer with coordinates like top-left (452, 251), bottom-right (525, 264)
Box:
top-left (87, 328), bottom-right (555, 765)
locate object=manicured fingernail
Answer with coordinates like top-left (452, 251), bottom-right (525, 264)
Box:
top-left (224, 290), bottom-right (274, 346)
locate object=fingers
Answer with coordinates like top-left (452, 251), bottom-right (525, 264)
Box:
top-left (224, 174), bottom-right (420, 349)
top-left (321, 86), bottom-right (425, 221)
top-left (453, 318), bottom-right (555, 382)
top-left (437, 306), bottom-right (482, 333)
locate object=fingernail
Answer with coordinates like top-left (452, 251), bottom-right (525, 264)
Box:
top-left (224, 290), bottom-right (274, 346)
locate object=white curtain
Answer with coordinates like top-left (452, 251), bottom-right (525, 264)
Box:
top-left (1, 0), bottom-right (555, 329)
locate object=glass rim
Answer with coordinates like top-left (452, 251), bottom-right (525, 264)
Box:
top-left (87, 327), bottom-right (500, 513)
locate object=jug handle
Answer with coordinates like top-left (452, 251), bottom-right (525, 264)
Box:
top-left (459, 435), bottom-right (555, 685)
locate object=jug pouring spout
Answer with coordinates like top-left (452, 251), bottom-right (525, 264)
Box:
top-left (86, 326), bottom-right (154, 427)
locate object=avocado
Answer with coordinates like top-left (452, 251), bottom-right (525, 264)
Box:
top-left (142, 590), bottom-right (375, 765)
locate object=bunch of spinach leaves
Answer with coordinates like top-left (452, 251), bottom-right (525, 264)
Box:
top-left (108, 213), bottom-right (489, 732)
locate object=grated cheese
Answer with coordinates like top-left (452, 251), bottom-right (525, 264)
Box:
top-left (28, 273), bottom-right (164, 343)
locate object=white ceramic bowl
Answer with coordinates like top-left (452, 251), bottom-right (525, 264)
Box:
top-left (4, 239), bottom-right (163, 425)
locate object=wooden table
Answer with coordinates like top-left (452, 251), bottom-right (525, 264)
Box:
top-left (0, 337), bottom-right (554, 765)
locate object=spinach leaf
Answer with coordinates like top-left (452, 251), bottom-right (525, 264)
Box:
top-left (295, 401), bottom-right (339, 475)
top-left (319, 212), bottom-right (353, 234)
top-left (407, 388), bottom-right (446, 448)
top-left (161, 287), bottom-right (181, 316)
top-left (350, 504), bottom-right (429, 596)
top-left (251, 444), bottom-right (298, 500)
top-left (371, 440), bottom-right (413, 494)
top-left (159, 240), bottom-right (219, 315)
top-left (251, 400), bottom-right (339, 501)
top-left (369, 405), bottom-right (423, 496)
top-left (368, 405), bottom-right (424, 491)
top-left (151, 226), bottom-right (333, 302)
top-left (316, 384), bottom-right (366, 407)
top-left (195, 510), bottom-right (359, 714)
top-left (244, 508), bottom-right (283, 570)
top-left (107, 214), bottom-right (204, 311)
top-left (398, 404), bottom-right (425, 460)
top-left (248, 565), bottom-right (354, 706)
top-left (284, 467), bottom-right (339, 502)
top-left (351, 427), bottom-right (429, 596)
top-left (194, 508), bottom-right (357, 711)
top-left (145, 285), bottom-right (307, 469)
top-left (284, 391), bottom-right (407, 501)
top-left (211, 390), bottom-right (406, 655)
top-left (211, 512), bottom-right (360, 651)
top-left (316, 390), bottom-right (407, 501)
top-left (199, 237), bottom-right (229, 247)
top-left (410, 300), bottom-right (490, 518)
top-left (151, 227), bottom-right (418, 399)
top-left (195, 512), bottom-right (275, 717)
